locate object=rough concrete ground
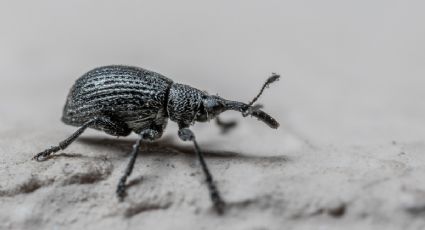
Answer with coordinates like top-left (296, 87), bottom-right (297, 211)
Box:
top-left (1, 1), bottom-right (425, 229)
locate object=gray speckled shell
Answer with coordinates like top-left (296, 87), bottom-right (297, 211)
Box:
top-left (167, 83), bottom-right (204, 127)
top-left (62, 65), bottom-right (173, 134)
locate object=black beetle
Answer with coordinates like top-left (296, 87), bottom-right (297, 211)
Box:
top-left (33, 65), bottom-right (279, 214)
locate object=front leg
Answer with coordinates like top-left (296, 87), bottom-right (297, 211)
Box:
top-left (178, 128), bottom-right (226, 214)
top-left (116, 129), bottom-right (160, 201)
top-left (215, 116), bottom-right (237, 134)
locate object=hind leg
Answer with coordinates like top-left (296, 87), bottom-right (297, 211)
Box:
top-left (32, 117), bottom-right (131, 161)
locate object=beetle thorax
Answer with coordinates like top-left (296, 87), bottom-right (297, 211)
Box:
top-left (167, 83), bottom-right (205, 127)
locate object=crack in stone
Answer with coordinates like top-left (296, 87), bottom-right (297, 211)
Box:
top-left (0, 176), bottom-right (54, 197)
top-left (124, 201), bottom-right (172, 218)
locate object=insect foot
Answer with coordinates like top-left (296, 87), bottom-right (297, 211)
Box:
top-left (116, 135), bottom-right (144, 202)
top-left (210, 184), bottom-right (226, 215)
top-left (32, 146), bottom-right (61, 161)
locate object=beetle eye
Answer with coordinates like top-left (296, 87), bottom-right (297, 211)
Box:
top-left (205, 100), bottom-right (220, 111)
top-left (202, 96), bottom-right (225, 116)
top-left (213, 102), bottom-right (224, 111)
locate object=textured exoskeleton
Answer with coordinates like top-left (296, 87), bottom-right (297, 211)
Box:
top-left (62, 66), bottom-right (173, 137)
top-left (34, 65), bottom-right (280, 214)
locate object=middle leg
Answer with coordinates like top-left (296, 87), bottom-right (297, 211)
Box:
top-left (116, 129), bottom-right (161, 201)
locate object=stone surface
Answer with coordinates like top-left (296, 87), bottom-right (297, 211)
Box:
top-left (1, 1), bottom-right (425, 229)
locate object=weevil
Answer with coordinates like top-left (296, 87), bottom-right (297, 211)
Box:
top-left (33, 65), bottom-right (280, 214)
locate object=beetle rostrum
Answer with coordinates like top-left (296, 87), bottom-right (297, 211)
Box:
top-left (33, 65), bottom-right (280, 215)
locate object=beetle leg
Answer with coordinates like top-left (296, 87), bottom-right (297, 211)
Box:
top-left (116, 135), bottom-right (142, 201)
top-left (215, 116), bottom-right (237, 134)
top-left (32, 117), bottom-right (101, 161)
top-left (178, 128), bottom-right (226, 214)
top-left (116, 129), bottom-right (160, 201)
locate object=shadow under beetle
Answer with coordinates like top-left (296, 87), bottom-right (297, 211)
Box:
top-left (33, 65), bottom-right (280, 214)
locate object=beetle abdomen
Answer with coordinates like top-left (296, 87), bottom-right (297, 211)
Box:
top-left (62, 65), bottom-right (173, 132)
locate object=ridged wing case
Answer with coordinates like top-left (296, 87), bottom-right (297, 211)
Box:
top-left (62, 65), bottom-right (173, 133)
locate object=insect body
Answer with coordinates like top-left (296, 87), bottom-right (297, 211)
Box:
top-left (62, 66), bottom-right (173, 136)
top-left (33, 65), bottom-right (280, 214)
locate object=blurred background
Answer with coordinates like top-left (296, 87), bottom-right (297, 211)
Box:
top-left (0, 0), bottom-right (424, 147)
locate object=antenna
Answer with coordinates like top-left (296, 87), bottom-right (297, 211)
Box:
top-left (247, 73), bottom-right (280, 107)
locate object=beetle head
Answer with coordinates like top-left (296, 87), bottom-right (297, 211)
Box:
top-left (195, 95), bottom-right (227, 122)
top-left (197, 73), bottom-right (281, 129)
top-left (195, 96), bottom-right (279, 129)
